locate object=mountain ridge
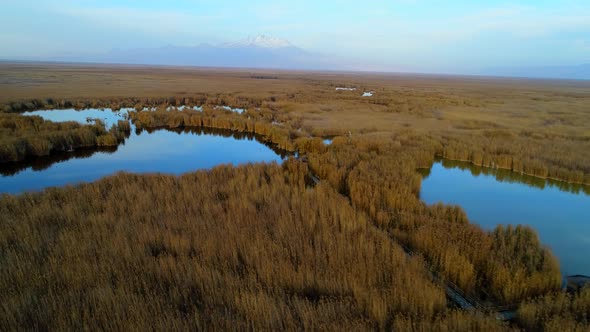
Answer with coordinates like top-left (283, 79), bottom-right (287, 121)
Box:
top-left (43, 35), bottom-right (338, 70)
top-left (221, 35), bottom-right (294, 49)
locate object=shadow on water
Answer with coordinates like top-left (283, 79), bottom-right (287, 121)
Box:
top-left (417, 167), bottom-right (431, 178)
top-left (419, 157), bottom-right (590, 276)
top-left (138, 126), bottom-right (292, 159)
top-left (425, 157), bottom-right (590, 195)
top-left (0, 146), bottom-right (120, 176)
top-left (4, 107), bottom-right (295, 194)
top-left (1, 126), bottom-right (292, 179)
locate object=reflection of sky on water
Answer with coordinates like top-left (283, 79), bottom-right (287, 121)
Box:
top-left (3, 109), bottom-right (284, 195)
top-left (215, 105), bottom-right (245, 114)
top-left (420, 161), bottom-right (590, 276)
top-left (23, 108), bottom-right (131, 129)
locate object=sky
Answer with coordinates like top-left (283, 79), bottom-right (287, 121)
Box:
top-left (1, 0), bottom-right (589, 73)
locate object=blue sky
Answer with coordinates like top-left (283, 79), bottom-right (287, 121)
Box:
top-left (1, 0), bottom-right (589, 73)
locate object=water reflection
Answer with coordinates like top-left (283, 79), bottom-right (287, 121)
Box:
top-left (214, 105), bottom-right (245, 114)
top-left (419, 158), bottom-right (590, 275)
top-left (138, 126), bottom-right (290, 159)
top-left (23, 108), bottom-right (130, 129)
top-left (1, 117), bottom-right (290, 194)
top-left (0, 146), bottom-right (119, 177)
top-left (421, 158), bottom-right (590, 195)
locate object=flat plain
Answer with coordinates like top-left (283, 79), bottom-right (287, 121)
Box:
top-left (1, 63), bottom-right (590, 331)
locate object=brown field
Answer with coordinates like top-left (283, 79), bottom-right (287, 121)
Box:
top-left (1, 62), bottom-right (589, 330)
top-left (3, 63), bottom-right (590, 136)
top-left (3, 62), bottom-right (590, 183)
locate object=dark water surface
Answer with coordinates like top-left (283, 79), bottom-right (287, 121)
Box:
top-left (419, 159), bottom-right (590, 276)
top-left (1, 109), bottom-right (286, 194)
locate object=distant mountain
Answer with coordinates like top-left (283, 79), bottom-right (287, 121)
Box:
top-left (221, 34), bottom-right (294, 49)
top-left (485, 64), bottom-right (590, 80)
top-left (47, 35), bottom-right (340, 70)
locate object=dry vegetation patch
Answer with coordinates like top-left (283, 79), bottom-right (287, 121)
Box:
top-left (0, 163), bottom-right (512, 330)
top-left (1, 64), bottom-right (590, 330)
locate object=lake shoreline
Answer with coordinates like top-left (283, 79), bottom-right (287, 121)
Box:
top-left (425, 154), bottom-right (590, 187)
top-left (420, 158), bottom-right (590, 276)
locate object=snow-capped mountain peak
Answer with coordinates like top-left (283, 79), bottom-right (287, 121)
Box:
top-left (223, 35), bottom-right (294, 49)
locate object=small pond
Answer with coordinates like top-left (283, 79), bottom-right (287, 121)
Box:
top-left (1, 109), bottom-right (287, 194)
top-left (419, 158), bottom-right (590, 276)
top-left (23, 108), bottom-right (131, 129)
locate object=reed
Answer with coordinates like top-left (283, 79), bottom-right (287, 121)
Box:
top-left (1, 64), bottom-right (589, 330)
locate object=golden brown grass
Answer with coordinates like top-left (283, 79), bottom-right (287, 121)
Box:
top-left (0, 112), bottom-right (128, 162)
top-left (517, 287), bottom-right (590, 331)
top-left (0, 162), bottom-right (512, 331)
top-left (1, 63), bottom-right (589, 330)
top-left (2, 63), bottom-right (588, 184)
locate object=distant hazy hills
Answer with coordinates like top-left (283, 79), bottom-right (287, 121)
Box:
top-left (48, 35), bottom-right (339, 70)
top-left (484, 64), bottom-right (590, 80)
top-left (7, 34), bottom-right (588, 80)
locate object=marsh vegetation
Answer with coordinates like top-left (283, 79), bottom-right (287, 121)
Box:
top-left (0, 124), bottom-right (286, 194)
top-left (1, 64), bottom-right (589, 330)
top-left (420, 159), bottom-right (590, 276)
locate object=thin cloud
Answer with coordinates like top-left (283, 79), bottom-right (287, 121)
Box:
top-left (51, 5), bottom-right (225, 41)
top-left (0, 1), bottom-right (587, 72)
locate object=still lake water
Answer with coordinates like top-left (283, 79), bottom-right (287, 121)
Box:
top-left (23, 108), bottom-right (132, 129)
top-left (7, 109), bottom-right (589, 275)
top-left (420, 159), bottom-right (590, 276)
top-left (1, 109), bottom-right (286, 194)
